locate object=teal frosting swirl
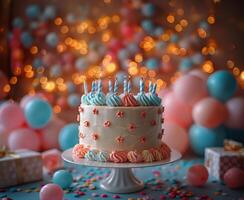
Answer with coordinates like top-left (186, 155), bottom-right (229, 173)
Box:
top-left (90, 93), bottom-right (106, 106)
top-left (85, 150), bottom-right (97, 161)
top-left (106, 93), bottom-right (122, 107)
top-left (148, 94), bottom-right (162, 106)
top-left (87, 92), bottom-right (95, 105)
top-left (136, 92), bottom-right (151, 106)
top-left (81, 94), bottom-right (89, 105)
top-left (96, 151), bottom-right (109, 162)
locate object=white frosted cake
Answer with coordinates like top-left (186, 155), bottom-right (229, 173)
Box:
top-left (73, 78), bottom-right (171, 163)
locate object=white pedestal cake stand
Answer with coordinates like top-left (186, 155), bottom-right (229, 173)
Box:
top-left (62, 148), bottom-right (181, 194)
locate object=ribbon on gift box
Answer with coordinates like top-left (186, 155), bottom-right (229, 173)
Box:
top-left (224, 140), bottom-right (244, 168)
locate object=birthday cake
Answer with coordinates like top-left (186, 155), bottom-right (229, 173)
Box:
top-left (73, 78), bottom-right (171, 163)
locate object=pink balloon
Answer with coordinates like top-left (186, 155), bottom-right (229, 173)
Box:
top-left (173, 74), bottom-right (208, 106)
top-left (162, 122), bottom-right (189, 154)
top-left (20, 94), bottom-right (45, 108)
top-left (187, 164), bottom-right (209, 187)
top-left (225, 97), bottom-right (244, 129)
top-left (40, 184), bottom-right (63, 200)
top-left (224, 167), bottom-right (244, 189)
top-left (8, 128), bottom-right (41, 151)
top-left (0, 102), bottom-right (25, 131)
top-left (193, 97), bottom-right (229, 128)
top-left (0, 125), bottom-right (10, 147)
top-left (42, 149), bottom-right (64, 172)
top-left (40, 117), bottom-right (65, 150)
top-left (163, 92), bottom-right (193, 128)
top-left (0, 71), bottom-right (8, 100)
top-left (188, 69), bottom-right (209, 81)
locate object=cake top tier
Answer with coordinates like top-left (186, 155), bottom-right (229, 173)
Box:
top-left (81, 78), bottom-right (162, 107)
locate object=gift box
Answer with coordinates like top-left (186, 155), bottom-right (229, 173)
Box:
top-left (205, 147), bottom-right (244, 180)
top-left (0, 149), bottom-right (43, 188)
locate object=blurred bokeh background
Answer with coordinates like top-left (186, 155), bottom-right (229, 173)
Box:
top-left (0, 0), bottom-right (243, 155)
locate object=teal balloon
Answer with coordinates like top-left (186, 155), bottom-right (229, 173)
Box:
top-left (13, 17), bottom-right (24, 29)
top-left (33, 58), bottom-right (43, 68)
top-left (141, 20), bottom-right (154, 33)
top-left (26, 4), bottom-right (41, 19)
top-left (116, 71), bottom-right (127, 84)
top-left (53, 170), bottom-right (73, 189)
top-left (179, 58), bottom-right (193, 72)
top-left (207, 70), bottom-right (237, 102)
top-left (146, 58), bottom-right (159, 70)
top-left (59, 123), bottom-right (79, 150)
top-left (21, 32), bottom-right (33, 48)
top-left (67, 94), bottom-right (80, 107)
top-left (24, 99), bottom-right (52, 129)
top-left (189, 124), bottom-right (226, 156)
top-left (141, 3), bottom-right (155, 17)
top-left (46, 32), bottom-right (59, 47)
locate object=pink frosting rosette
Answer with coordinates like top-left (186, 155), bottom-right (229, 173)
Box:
top-left (110, 151), bottom-right (128, 163)
top-left (72, 144), bottom-right (89, 159)
top-left (127, 151), bottom-right (143, 163)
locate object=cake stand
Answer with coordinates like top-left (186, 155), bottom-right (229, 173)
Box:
top-left (62, 148), bottom-right (181, 194)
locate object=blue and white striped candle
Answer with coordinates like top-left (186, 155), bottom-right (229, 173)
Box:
top-left (127, 80), bottom-right (131, 93)
top-left (123, 77), bottom-right (127, 94)
top-left (114, 78), bottom-right (118, 93)
top-left (139, 78), bottom-right (144, 93)
top-left (108, 80), bottom-right (113, 93)
top-left (98, 80), bottom-right (102, 92)
top-left (153, 83), bottom-right (157, 94)
top-left (91, 81), bottom-right (95, 92)
top-left (149, 81), bottom-right (153, 93)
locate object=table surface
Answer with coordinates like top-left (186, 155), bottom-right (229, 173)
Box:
top-left (0, 157), bottom-right (243, 200)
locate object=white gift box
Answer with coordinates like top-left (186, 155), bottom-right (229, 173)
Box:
top-left (0, 149), bottom-right (43, 188)
top-left (205, 147), bottom-right (244, 180)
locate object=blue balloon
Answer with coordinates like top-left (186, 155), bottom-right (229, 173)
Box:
top-left (24, 99), bottom-right (52, 129)
top-left (141, 20), bottom-right (154, 33)
top-left (127, 43), bottom-right (139, 54)
top-left (207, 70), bottom-right (237, 102)
top-left (53, 170), bottom-right (73, 189)
top-left (145, 58), bottom-right (159, 70)
top-left (191, 53), bottom-right (204, 65)
top-left (141, 3), bottom-right (155, 17)
top-left (59, 123), bottom-right (79, 150)
top-left (75, 57), bottom-right (88, 71)
top-left (132, 76), bottom-right (141, 87)
top-left (21, 32), bottom-right (33, 48)
top-left (116, 71), bottom-right (127, 84)
top-left (118, 49), bottom-right (129, 60)
top-left (155, 41), bottom-right (166, 52)
top-left (50, 64), bottom-right (62, 77)
top-left (199, 21), bottom-right (209, 30)
top-left (43, 6), bottom-right (56, 20)
top-left (46, 32), bottom-right (59, 47)
top-left (66, 82), bottom-right (76, 93)
top-left (189, 124), bottom-right (226, 156)
top-left (154, 27), bottom-right (164, 36)
top-left (68, 94), bottom-right (80, 107)
top-left (179, 58), bottom-right (193, 72)
top-left (170, 34), bottom-right (179, 43)
top-left (33, 58), bottom-right (43, 68)
top-left (12, 17), bottom-right (24, 29)
top-left (26, 4), bottom-right (41, 19)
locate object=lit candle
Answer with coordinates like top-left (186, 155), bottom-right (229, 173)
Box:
top-left (91, 81), bottom-right (95, 92)
top-left (149, 81), bottom-right (153, 93)
top-left (114, 78), bottom-right (118, 93)
top-left (153, 83), bottom-right (157, 94)
top-left (98, 80), bottom-right (102, 93)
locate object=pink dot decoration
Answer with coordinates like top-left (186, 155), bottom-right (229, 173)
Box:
top-left (224, 167), bottom-right (244, 189)
top-left (39, 183), bottom-right (63, 200)
top-left (187, 164), bottom-right (208, 187)
top-left (0, 102), bottom-right (25, 131)
top-left (8, 128), bottom-right (41, 151)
